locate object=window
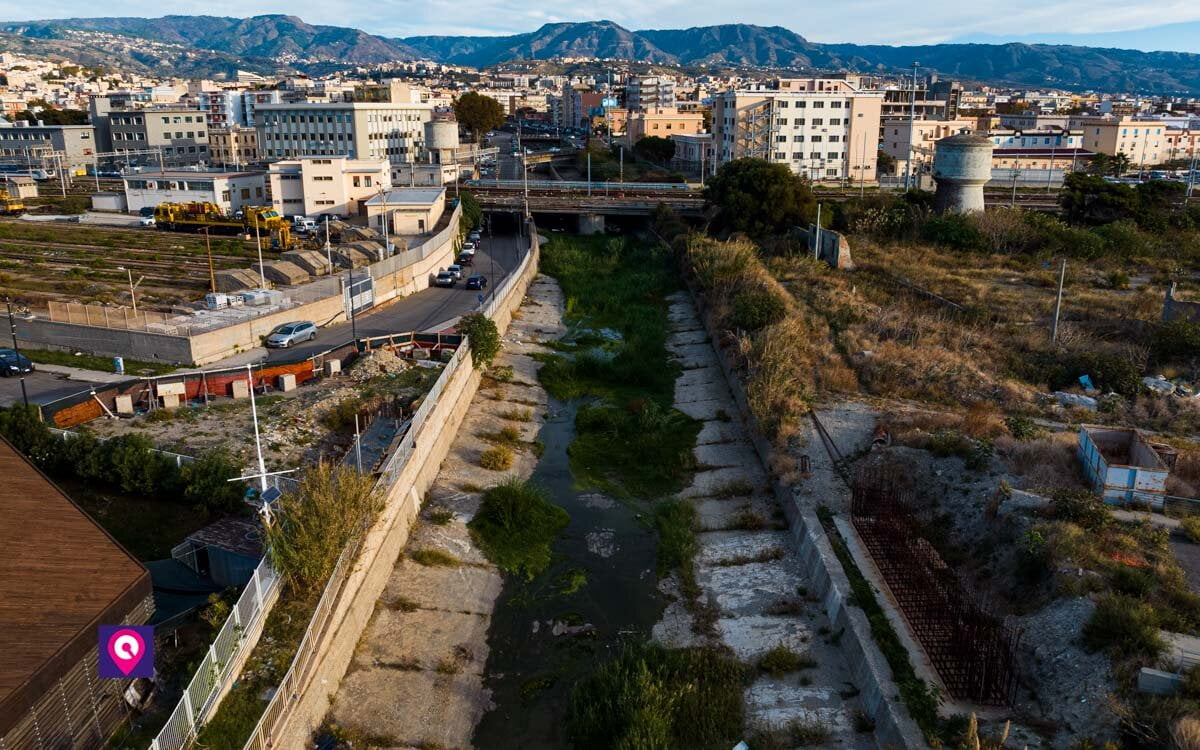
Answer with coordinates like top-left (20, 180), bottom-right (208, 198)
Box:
top-left (793, 135), bottom-right (804, 142)
top-left (811, 135), bottom-right (823, 142)
top-left (826, 168), bottom-right (839, 176)
top-left (313, 175), bottom-right (333, 181)
top-left (813, 118), bottom-right (824, 126)
top-left (774, 151), bottom-right (786, 160)
top-left (353, 176), bottom-right (361, 187)
top-left (829, 118), bottom-right (842, 126)
top-left (777, 101), bottom-right (789, 108)
top-left (316, 199), bottom-right (334, 206)
top-left (776, 135), bottom-right (787, 143)
top-left (240, 188), bottom-right (250, 199)
top-left (813, 101), bottom-right (825, 109)
top-left (795, 101), bottom-right (806, 108)
top-left (828, 152), bottom-right (840, 159)
top-left (831, 101), bottom-right (843, 108)
top-left (829, 135), bottom-right (840, 143)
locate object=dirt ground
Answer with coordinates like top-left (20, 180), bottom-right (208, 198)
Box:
top-left (88, 349), bottom-right (439, 472)
top-left (325, 275), bottom-right (565, 749)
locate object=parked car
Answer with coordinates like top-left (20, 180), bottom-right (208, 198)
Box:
top-left (469, 230), bottom-right (481, 241)
top-left (457, 252), bottom-right (474, 266)
top-left (293, 216), bottom-right (317, 233)
top-left (462, 241), bottom-right (476, 252)
top-left (265, 321), bottom-right (317, 348)
top-left (0, 348), bottom-right (33, 376)
top-left (139, 216), bottom-right (156, 227)
top-left (435, 270), bottom-right (456, 288)
top-left (447, 264), bottom-right (464, 280)
top-left (138, 206), bottom-right (155, 217)
top-left (465, 275), bottom-right (488, 290)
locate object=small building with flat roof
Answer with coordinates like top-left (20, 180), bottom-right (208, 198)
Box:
top-left (122, 169), bottom-right (268, 216)
top-left (364, 187), bottom-right (447, 235)
top-left (0, 437), bottom-right (154, 748)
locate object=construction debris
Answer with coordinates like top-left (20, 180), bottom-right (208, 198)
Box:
top-left (349, 348), bottom-right (411, 381)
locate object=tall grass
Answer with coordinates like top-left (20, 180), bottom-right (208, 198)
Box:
top-left (468, 477), bottom-right (568, 580)
top-left (566, 643), bottom-right (750, 750)
top-left (265, 463), bottom-right (383, 590)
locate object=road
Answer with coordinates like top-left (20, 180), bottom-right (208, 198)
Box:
top-left (0, 370), bottom-right (100, 408)
top-left (262, 229), bottom-right (526, 362)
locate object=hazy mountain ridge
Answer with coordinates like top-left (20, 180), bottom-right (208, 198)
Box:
top-left (4, 16), bottom-right (1200, 92)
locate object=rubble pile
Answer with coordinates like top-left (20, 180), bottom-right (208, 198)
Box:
top-left (349, 348), bottom-right (411, 381)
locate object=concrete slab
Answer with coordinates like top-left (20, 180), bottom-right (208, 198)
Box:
top-left (671, 343), bottom-right (721, 370)
top-left (696, 419), bottom-right (748, 446)
top-left (695, 530), bottom-right (791, 567)
top-left (699, 559), bottom-right (806, 615)
top-left (681, 466), bottom-right (766, 499)
top-left (382, 561), bottom-right (502, 616)
top-left (695, 442), bottom-right (762, 470)
top-left (332, 668), bottom-right (486, 749)
top-left (676, 397), bottom-right (734, 421)
top-left (744, 680), bottom-right (855, 737)
top-left (717, 615), bottom-right (812, 660)
top-left (674, 379), bottom-right (731, 406)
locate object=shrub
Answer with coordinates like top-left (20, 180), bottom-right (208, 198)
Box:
top-left (1081, 594), bottom-right (1164, 659)
top-left (266, 464), bottom-right (382, 589)
top-left (410, 548), bottom-right (460, 567)
top-left (730, 287), bottom-right (787, 331)
top-left (921, 214), bottom-right (984, 251)
top-left (103, 434), bottom-right (174, 494)
top-left (1106, 270), bottom-right (1131, 290)
top-left (468, 477), bottom-right (568, 580)
top-left (179, 449), bottom-right (245, 514)
top-left (459, 312), bottom-right (501, 368)
top-left (756, 646), bottom-right (816, 676)
top-left (321, 397), bottom-right (363, 433)
top-left (1153, 320), bottom-right (1200, 363)
top-left (479, 446), bottom-right (513, 471)
top-left (1182, 516), bottom-right (1200, 544)
top-left (1052, 489), bottom-right (1111, 531)
top-left (1004, 415), bottom-right (1040, 440)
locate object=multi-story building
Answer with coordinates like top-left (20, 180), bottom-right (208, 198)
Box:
top-left (255, 102), bottom-right (432, 166)
top-left (880, 118), bottom-right (977, 176)
top-left (626, 76), bottom-right (676, 111)
top-left (1165, 129), bottom-right (1200, 163)
top-left (109, 106), bottom-right (210, 167)
top-left (670, 132), bottom-right (714, 175)
top-left (122, 169), bottom-right (268, 215)
top-left (711, 78), bottom-right (883, 182)
top-left (1068, 115), bottom-right (1168, 166)
top-left (624, 107), bottom-right (706, 146)
top-left (208, 126), bottom-right (260, 168)
top-left (0, 120), bottom-right (96, 171)
top-left (197, 90), bottom-right (245, 130)
top-left (267, 156), bottom-right (392, 218)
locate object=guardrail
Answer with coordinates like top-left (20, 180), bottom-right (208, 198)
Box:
top-left (238, 225), bottom-right (538, 750)
top-left (466, 178), bottom-right (694, 192)
top-left (149, 558), bottom-right (282, 750)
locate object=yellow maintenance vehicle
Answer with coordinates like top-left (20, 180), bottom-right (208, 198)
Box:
top-left (0, 189), bottom-right (25, 215)
top-left (153, 202), bottom-right (293, 249)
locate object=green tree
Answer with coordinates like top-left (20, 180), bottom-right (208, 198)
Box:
top-left (11, 99), bottom-right (88, 126)
top-left (633, 136), bottom-right (676, 164)
top-left (180, 450), bottom-right (245, 514)
top-left (876, 150), bottom-right (897, 175)
top-left (453, 92), bottom-right (505, 144)
top-left (703, 158), bottom-right (817, 239)
top-left (458, 191), bottom-right (482, 233)
top-left (459, 312), bottom-right (500, 368)
top-left (1059, 173), bottom-right (1139, 225)
top-left (1087, 152), bottom-right (1111, 176)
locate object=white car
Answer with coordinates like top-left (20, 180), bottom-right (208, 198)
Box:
top-left (139, 216), bottom-right (156, 227)
top-left (447, 264), bottom-right (464, 280)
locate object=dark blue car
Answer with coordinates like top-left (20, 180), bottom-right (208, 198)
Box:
top-left (465, 275), bottom-right (488, 290)
top-left (0, 348), bottom-right (33, 376)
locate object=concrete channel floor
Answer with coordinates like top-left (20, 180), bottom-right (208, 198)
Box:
top-left (652, 292), bottom-right (874, 747)
top-left (325, 275), bottom-right (566, 749)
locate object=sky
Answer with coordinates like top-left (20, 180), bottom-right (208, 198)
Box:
top-left (2, 0), bottom-right (1199, 52)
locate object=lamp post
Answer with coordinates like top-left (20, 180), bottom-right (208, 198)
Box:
top-left (6, 297), bottom-right (28, 407)
top-left (904, 61), bottom-right (920, 192)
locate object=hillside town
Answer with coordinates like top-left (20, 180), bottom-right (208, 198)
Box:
top-left (3, 13), bottom-right (1200, 750)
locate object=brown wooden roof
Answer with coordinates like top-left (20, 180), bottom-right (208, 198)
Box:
top-left (0, 437), bottom-right (151, 734)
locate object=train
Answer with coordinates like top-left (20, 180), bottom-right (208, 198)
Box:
top-left (153, 202), bottom-right (294, 249)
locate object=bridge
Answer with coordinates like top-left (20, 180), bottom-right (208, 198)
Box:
top-left (466, 179), bottom-right (707, 231)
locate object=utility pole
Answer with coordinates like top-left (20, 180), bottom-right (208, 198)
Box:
top-left (1187, 151), bottom-right (1198, 199)
top-left (813, 203), bottom-right (822, 260)
top-left (6, 297), bottom-right (28, 407)
top-left (202, 227), bottom-right (216, 293)
top-left (1011, 168), bottom-right (1020, 207)
top-left (126, 268), bottom-right (141, 314)
top-left (619, 147), bottom-right (624, 184)
top-left (324, 216), bottom-right (333, 272)
top-left (254, 222), bottom-right (266, 289)
top-left (904, 61), bottom-right (919, 192)
top-left (347, 263), bottom-right (359, 345)
top-left (859, 131), bottom-right (867, 198)
top-left (587, 152), bottom-right (592, 196)
top-left (1051, 259), bottom-right (1066, 344)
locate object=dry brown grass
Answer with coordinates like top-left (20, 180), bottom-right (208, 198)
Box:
top-left (1172, 716), bottom-right (1200, 750)
top-left (994, 431), bottom-right (1088, 492)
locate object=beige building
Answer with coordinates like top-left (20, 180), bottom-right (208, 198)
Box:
top-left (711, 78), bottom-right (883, 182)
top-left (881, 118), bottom-right (977, 176)
top-left (1069, 116), bottom-right (1168, 166)
top-left (1165, 129), bottom-right (1199, 163)
top-left (208, 126), bottom-right (259, 168)
top-left (110, 106), bottom-right (210, 167)
top-left (256, 101), bottom-right (432, 165)
top-left (364, 188), bottom-right (446, 235)
top-left (624, 107), bottom-right (706, 147)
top-left (268, 156), bottom-right (391, 218)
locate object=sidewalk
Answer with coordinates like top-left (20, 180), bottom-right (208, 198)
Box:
top-left (34, 364), bottom-right (129, 383)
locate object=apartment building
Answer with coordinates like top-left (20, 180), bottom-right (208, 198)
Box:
top-left (881, 118), bottom-right (977, 175)
top-left (1069, 116), bottom-right (1167, 165)
top-left (626, 76), bottom-right (676, 111)
top-left (0, 121), bottom-right (96, 171)
top-left (712, 78), bottom-right (883, 182)
top-left (208, 126), bottom-right (260, 168)
top-left (255, 102), bottom-right (432, 166)
top-left (267, 155), bottom-right (392, 218)
top-left (670, 132), bottom-right (714, 174)
top-left (1165, 129), bottom-right (1199, 163)
top-left (110, 106), bottom-right (210, 167)
top-left (198, 90), bottom-right (245, 130)
top-left (624, 107), bottom-right (706, 146)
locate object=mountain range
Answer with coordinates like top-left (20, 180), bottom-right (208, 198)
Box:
top-left (4, 16), bottom-right (1200, 93)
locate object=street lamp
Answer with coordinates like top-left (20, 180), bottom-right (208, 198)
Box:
top-left (6, 297), bottom-right (28, 407)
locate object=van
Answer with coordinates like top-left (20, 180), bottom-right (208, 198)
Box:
top-left (293, 216), bottom-right (317, 233)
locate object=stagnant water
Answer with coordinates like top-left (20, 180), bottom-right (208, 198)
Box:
top-left (473, 397), bottom-right (666, 749)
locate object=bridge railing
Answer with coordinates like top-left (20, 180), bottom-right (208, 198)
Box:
top-left (466, 179), bottom-right (695, 192)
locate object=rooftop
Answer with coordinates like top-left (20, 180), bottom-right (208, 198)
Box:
top-left (185, 517), bottom-right (264, 559)
top-left (123, 169), bottom-right (265, 180)
top-left (365, 187), bottom-right (446, 206)
top-left (0, 438), bottom-right (151, 733)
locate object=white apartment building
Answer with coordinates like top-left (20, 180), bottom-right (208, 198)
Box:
top-left (626, 76), bottom-right (676, 111)
top-left (121, 169), bottom-right (267, 215)
top-left (267, 156), bottom-right (392, 218)
top-left (711, 79), bottom-right (883, 182)
top-left (255, 102), bottom-right (432, 166)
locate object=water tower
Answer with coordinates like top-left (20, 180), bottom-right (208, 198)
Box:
top-left (424, 117), bottom-right (460, 165)
top-left (932, 131), bottom-right (993, 214)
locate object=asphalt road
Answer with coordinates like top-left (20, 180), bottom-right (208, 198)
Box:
top-left (0, 370), bottom-right (99, 408)
top-left (263, 229), bottom-right (526, 362)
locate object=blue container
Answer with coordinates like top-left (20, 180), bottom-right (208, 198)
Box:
top-left (113, 356), bottom-right (124, 375)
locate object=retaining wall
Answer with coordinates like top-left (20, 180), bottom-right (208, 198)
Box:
top-left (259, 228), bottom-right (540, 748)
top-left (686, 281), bottom-right (926, 749)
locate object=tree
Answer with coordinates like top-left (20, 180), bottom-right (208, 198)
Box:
top-left (458, 191), bottom-right (482, 233)
top-left (876, 150), bottom-right (897, 176)
top-left (633, 136), bottom-right (675, 164)
top-left (453, 92), bottom-right (505, 144)
top-left (1087, 152), bottom-right (1111, 176)
top-left (11, 99), bottom-right (88, 126)
top-left (459, 312), bottom-right (500, 368)
top-left (1060, 173), bottom-right (1139, 225)
top-left (703, 158), bottom-right (817, 239)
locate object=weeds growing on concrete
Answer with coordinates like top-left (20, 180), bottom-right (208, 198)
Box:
top-left (756, 645), bottom-right (816, 676)
top-left (499, 407), bottom-right (534, 422)
top-left (712, 548), bottom-right (785, 567)
top-left (428, 508), bottom-right (455, 525)
top-left (478, 446), bottom-right (514, 471)
top-left (468, 477), bottom-right (568, 580)
top-left (410, 549), bottom-right (461, 567)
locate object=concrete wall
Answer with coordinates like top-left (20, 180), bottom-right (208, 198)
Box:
top-left (186, 294), bottom-right (347, 365)
top-left (14, 316), bottom-right (194, 363)
top-left (262, 230), bottom-right (540, 749)
top-left (686, 280), bottom-right (926, 748)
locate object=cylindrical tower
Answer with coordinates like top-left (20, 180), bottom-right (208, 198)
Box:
top-left (425, 119), bottom-right (459, 151)
top-left (932, 131), bottom-right (993, 214)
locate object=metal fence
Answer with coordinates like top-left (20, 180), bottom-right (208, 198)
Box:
top-left (238, 225), bottom-right (538, 750)
top-left (149, 559), bottom-right (282, 750)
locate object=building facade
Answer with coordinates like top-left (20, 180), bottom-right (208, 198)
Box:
top-left (208, 126), bottom-right (260, 168)
top-left (712, 78), bottom-right (883, 182)
top-left (109, 107), bottom-right (210, 167)
top-left (364, 187), bottom-right (446, 235)
top-left (626, 76), bottom-right (677, 111)
top-left (255, 102), bottom-right (432, 165)
top-left (0, 121), bottom-right (96, 171)
top-left (122, 170), bottom-right (268, 215)
top-left (1069, 116), bottom-right (1168, 166)
top-left (267, 156), bottom-right (391, 218)
top-left (624, 107), bottom-right (706, 146)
